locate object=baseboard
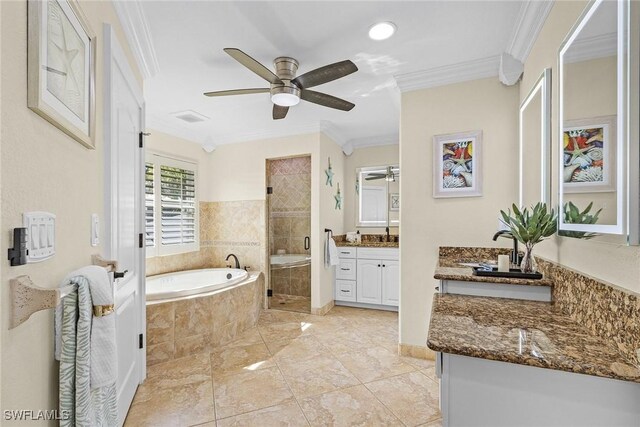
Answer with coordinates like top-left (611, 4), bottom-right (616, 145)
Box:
top-left (399, 343), bottom-right (436, 361)
top-left (335, 301), bottom-right (398, 312)
top-left (311, 299), bottom-right (335, 316)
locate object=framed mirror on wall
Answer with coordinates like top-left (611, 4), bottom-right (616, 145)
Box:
top-left (519, 68), bottom-right (551, 208)
top-left (558, 0), bottom-right (639, 244)
top-left (356, 165), bottom-right (400, 228)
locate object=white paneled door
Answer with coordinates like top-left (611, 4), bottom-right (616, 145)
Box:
top-left (104, 25), bottom-right (146, 426)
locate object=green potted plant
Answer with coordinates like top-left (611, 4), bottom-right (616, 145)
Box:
top-left (500, 203), bottom-right (557, 273)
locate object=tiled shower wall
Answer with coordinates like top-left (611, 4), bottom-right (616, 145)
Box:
top-left (146, 200), bottom-right (266, 277)
top-left (268, 156), bottom-right (312, 297)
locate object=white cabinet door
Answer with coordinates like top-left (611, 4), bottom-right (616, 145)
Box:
top-left (357, 259), bottom-right (382, 304)
top-left (381, 260), bottom-right (400, 306)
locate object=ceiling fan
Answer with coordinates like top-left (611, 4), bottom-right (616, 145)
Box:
top-left (365, 166), bottom-right (399, 182)
top-left (204, 48), bottom-right (358, 120)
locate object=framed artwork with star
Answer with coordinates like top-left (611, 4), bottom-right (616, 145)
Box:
top-left (433, 130), bottom-right (483, 198)
top-left (562, 116), bottom-right (616, 194)
top-left (28, 0), bottom-right (96, 149)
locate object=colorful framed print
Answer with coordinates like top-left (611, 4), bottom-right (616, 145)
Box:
top-left (563, 116), bottom-right (616, 193)
top-left (27, 0), bottom-right (96, 149)
top-left (389, 193), bottom-right (399, 211)
top-left (433, 130), bottom-right (483, 198)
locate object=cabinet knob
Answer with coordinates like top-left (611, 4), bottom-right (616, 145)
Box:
top-left (377, 264), bottom-right (381, 267)
top-left (382, 264), bottom-right (386, 267)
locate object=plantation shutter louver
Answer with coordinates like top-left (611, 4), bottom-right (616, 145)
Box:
top-left (145, 162), bottom-right (155, 247)
top-left (145, 152), bottom-right (199, 257)
top-left (160, 165), bottom-right (196, 246)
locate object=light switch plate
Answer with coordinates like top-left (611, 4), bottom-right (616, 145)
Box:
top-left (23, 212), bottom-right (56, 262)
top-left (91, 214), bottom-right (99, 247)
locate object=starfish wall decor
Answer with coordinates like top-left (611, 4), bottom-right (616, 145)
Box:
top-left (325, 157), bottom-right (334, 187)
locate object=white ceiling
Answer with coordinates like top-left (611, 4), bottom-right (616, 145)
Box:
top-left (139, 1), bottom-right (524, 148)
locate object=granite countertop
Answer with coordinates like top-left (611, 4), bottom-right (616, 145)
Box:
top-left (435, 259), bottom-right (554, 287)
top-left (427, 293), bottom-right (640, 383)
top-left (334, 234), bottom-right (399, 248)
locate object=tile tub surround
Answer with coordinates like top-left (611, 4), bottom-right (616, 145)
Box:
top-left (427, 293), bottom-right (640, 383)
top-left (146, 200), bottom-right (266, 277)
top-left (125, 306), bottom-right (442, 426)
top-left (146, 273), bottom-right (264, 366)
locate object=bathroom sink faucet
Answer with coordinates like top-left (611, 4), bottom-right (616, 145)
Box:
top-left (492, 231), bottom-right (520, 266)
top-left (225, 253), bottom-right (240, 269)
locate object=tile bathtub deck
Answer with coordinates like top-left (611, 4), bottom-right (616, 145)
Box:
top-left (125, 306), bottom-right (442, 427)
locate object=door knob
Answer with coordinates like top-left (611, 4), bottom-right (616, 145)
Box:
top-left (114, 270), bottom-right (128, 279)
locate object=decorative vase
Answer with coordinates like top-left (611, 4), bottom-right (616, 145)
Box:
top-left (520, 242), bottom-right (537, 273)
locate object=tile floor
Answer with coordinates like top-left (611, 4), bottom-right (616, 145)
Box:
top-left (125, 306), bottom-right (442, 427)
top-left (272, 293), bottom-right (311, 314)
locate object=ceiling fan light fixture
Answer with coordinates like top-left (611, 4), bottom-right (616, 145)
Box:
top-left (368, 22), bottom-right (396, 41)
top-left (271, 92), bottom-right (300, 107)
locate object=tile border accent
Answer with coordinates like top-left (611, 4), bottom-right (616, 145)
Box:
top-left (201, 240), bottom-right (261, 248)
top-left (400, 343), bottom-right (436, 361)
top-left (311, 299), bottom-right (335, 316)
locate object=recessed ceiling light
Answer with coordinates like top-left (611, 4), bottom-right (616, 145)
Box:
top-left (368, 22), bottom-right (396, 41)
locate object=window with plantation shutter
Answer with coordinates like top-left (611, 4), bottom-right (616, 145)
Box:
top-left (145, 162), bottom-right (155, 248)
top-left (145, 152), bottom-right (199, 257)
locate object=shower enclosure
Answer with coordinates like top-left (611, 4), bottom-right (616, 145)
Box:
top-left (266, 155), bottom-right (312, 313)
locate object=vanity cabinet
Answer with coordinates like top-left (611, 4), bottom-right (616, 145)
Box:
top-left (335, 247), bottom-right (398, 310)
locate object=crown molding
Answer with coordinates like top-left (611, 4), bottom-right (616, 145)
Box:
top-left (394, 55), bottom-right (500, 93)
top-left (349, 134), bottom-right (398, 149)
top-left (506, 0), bottom-right (554, 62)
top-left (113, 1), bottom-right (159, 79)
top-left (319, 121), bottom-right (348, 147)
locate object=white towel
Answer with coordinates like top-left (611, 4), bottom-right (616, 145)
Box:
top-left (55, 265), bottom-right (116, 389)
top-left (325, 237), bottom-right (340, 267)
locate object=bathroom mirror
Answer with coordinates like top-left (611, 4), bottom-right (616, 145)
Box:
top-left (356, 165), bottom-right (400, 228)
top-left (519, 68), bottom-right (551, 208)
top-left (558, 0), bottom-right (631, 237)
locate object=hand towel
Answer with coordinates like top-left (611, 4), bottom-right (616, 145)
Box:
top-left (55, 266), bottom-right (116, 389)
top-left (58, 273), bottom-right (117, 427)
top-left (326, 237), bottom-right (340, 267)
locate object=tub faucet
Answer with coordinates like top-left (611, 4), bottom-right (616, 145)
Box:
top-left (492, 230), bottom-right (520, 266)
top-left (225, 253), bottom-right (240, 269)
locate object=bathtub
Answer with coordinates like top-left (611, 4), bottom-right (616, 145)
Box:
top-left (145, 269), bottom-right (264, 365)
top-left (146, 268), bottom-right (249, 301)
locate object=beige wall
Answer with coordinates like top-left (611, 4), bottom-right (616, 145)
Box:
top-left (343, 144), bottom-right (400, 233)
top-left (399, 78), bottom-right (519, 348)
top-left (1, 0), bottom-right (141, 421)
top-left (522, 0), bottom-right (640, 294)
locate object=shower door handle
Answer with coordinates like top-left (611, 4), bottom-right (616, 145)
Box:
top-left (304, 236), bottom-right (310, 251)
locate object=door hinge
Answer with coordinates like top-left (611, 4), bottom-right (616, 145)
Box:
top-left (266, 186), bottom-right (273, 195)
top-left (139, 333), bottom-right (144, 349)
top-left (139, 132), bottom-right (150, 148)
top-left (267, 289), bottom-right (273, 297)
top-left (138, 233), bottom-right (144, 248)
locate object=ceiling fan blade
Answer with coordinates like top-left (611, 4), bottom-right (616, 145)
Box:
top-left (273, 105), bottom-right (289, 120)
top-left (224, 48), bottom-right (283, 85)
top-left (292, 60), bottom-right (357, 89)
top-left (300, 90), bottom-right (355, 111)
top-left (203, 88), bottom-right (270, 97)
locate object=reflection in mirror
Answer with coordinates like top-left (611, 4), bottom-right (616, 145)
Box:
top-left (356, 165), bottom-right (400, 228)
top-left (519, 68), bottom-right (551, 208)
top-left (559, 0), bottom-right (626, 236)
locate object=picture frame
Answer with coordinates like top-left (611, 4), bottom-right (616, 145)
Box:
top-left (433, 130), bottom-right (483, 198)
top-left (28, 0), bottom-right (96, 149)
top-left (389, 193), bottom-right (400, 211)
top-left (562, 116), bottom-right (616, 193)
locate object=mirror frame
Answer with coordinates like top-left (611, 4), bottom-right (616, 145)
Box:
top-left (356, 165), bottom-right (400, 228)
top-left (519, 68), bottom-right (552, 208)
top-left (558, 0), bottom-right (627, 235)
